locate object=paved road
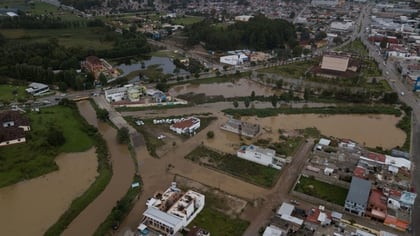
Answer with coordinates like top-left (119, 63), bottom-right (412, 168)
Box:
top-left (358, 5), bottom-right (420, 234)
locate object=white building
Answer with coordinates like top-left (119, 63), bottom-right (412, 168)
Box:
top-left (262, 225), bottom-right (286, 236)
top-left (330, 21), bottom-right (353, 32)
top-left (169, 117), bottom-right (200, 135)
top-left (237, 145), bottom-right (283, 169)
top-left (104, 87), bottom-right (127, 103)
top-left (138, 182), bottom-right (205, 236)
top-left (311, 0), bottom-right (340, 7)
top-left (234, 15), bottom-right (253, 22)
top-left (25, 82), bottom-right (49, 96)
top-left (220, 53), bottom-right (248, 66)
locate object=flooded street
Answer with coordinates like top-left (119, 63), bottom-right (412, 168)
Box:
top-left (207, 114), bottom-right (405, 153)
top-left (0, 148), bottom-right (98, 236)
top-left (169, 78), bottom-right (275, 98)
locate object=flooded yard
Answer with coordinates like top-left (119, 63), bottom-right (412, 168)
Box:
top-left (169, 78), bottom-right (275, 98)
top-left (0, 148), bottom-right (98, 236)
top-left (206, 114), bottom-right (405, 153)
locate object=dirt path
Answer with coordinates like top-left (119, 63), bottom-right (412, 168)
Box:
top-left (241, 139), bottom-right (314, 236)
top-left (62, 102), bottom-right (135, 236)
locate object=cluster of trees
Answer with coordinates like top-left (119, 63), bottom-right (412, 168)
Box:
top-left (0, 28), bottom-right (150, 91)
top-left (0, 15), bottom-right (105, 29)
top-left (185, 15), bottom-right (297, 51)
top-left (60, 0), bottom-right (102, 10)
top-left (173, 58), bottom-right (204, 74)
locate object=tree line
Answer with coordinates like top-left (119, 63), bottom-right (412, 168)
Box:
top-left (0, 29), bottom-right (151, 91)
top-left (185, 15), bottom-right (297, 51)
top-left (0, 15), bottom-right (105, 29)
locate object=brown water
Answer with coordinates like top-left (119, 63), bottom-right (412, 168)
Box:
top-left (62, 101), bottom-right (134, 236)
top-left (0, 148), bottom-right (98, 236)
top-left (169, 78), bottom-right (275, 97)
top-left (207, 114), bottom-right (405, 153)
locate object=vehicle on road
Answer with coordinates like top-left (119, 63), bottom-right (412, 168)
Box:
top-left (401, 92), bottom-right (405, 96)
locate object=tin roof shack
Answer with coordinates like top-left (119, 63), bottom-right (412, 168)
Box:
top-left (344, 177), bottom-right (371, 216)
top-left (262, 225), bottom-right (286, 236)
top-left (273, 202), bottom-right (304, 233)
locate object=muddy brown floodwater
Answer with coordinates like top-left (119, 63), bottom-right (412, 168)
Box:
top-left (0, 148), bottom-right (98, 236)
top-left (207, 114), bottom-right (405, 153)
top-left (169, 78), bottom-right (275, 97)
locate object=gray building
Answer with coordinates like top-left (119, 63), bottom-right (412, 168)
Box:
top-left (344, 177), bottom-right (371, 216)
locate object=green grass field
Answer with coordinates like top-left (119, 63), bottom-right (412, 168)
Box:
top-left (189, 207), bottom-right (249, 236)
top-left (0, 105), bottom-right (94, 187)
top-left (186, 146), bottom-right (280, 187)
top-left (172, 16), bottom-right (204, 25)
top-left (259, 60), bottom-right (315, 79)
top-left (294, 175), bottom-right (348, 205)
top-left (0, 84), bottom-right (30, 103)
top-left (0, 27), bottom-right (114, 50)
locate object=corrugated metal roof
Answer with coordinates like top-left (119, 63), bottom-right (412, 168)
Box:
top-left (143, 207), bottom-right (183, 228)
top-left (345, 177), bottom-right (371, 205)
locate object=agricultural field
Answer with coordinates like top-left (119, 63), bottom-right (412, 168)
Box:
top-left (185, 145), bottom-right (280, 187)
top-left (0, 84), bottom-right (30, 103)
top-left (259, 60), bottom-right (315, 79)
top-left (0, 27), bottom-right (114, 50)
top-left (294, 175), bottom-right (348, 205)
top-left (172, 16), bottom-right (204, 25)
top-left (0, 105), bottom-right (94, 187)
top-left (189, 207), bottom-right (249, 236)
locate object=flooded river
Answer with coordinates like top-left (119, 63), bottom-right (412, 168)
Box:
top-left (208, 114), bottom-right (405, 153)
top-left (0, 148), bottom-right (98, 236)
top-left (169, 78), bottom-right (275, 98)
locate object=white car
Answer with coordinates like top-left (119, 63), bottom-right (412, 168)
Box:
top-left (135, 120), bottom-right (144, 126)
top-left (157, 135), bottom-right (166, 140)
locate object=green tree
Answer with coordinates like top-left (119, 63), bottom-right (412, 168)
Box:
top-left (99, 73), bottom-right (107, 86)
top-left (47, 126), bottom-right (66, 147)
top-left (97, 108), bottom-right (109, 121)
top-left (117, 127), bottom-right (130, 144)
top-left (383, 92), bottom-right (398, 104)
top-left (271, 95), bottom-right (278, 107)
top-left (207, 131), bottom-right (215, 139)
top-left (250, 91), bottom-right (255, 101)
top-left (304, 88), bottom-right (310, 101)
top-left (276, 79), bottom-right (283, 89)
top-left (244, 97), bottom-right (250, 108)
top-left (233, 100), bottom-right (239, 108)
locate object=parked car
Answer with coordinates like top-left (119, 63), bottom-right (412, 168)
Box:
top-left (135, 120), bottom-right (144, 126)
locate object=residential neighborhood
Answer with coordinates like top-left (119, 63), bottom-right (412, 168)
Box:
top-left (0, 0), bottom-right (419, 236)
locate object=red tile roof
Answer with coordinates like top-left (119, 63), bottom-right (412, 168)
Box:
top-left (353, 166), bottom-right (368, 179)
top-left (384, 215), bottom-right (409, 231)
top-left (366, 152), bottom-right (386, 163)
top-left (306, 208), bottom-right (331, 224)
top-left (171, 118), bottom-right (198, 129)
top-left (369, 189), bottom-right (387, 211)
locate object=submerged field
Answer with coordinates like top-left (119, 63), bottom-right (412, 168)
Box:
top-left (0, 105), bottom-right (94, 187)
